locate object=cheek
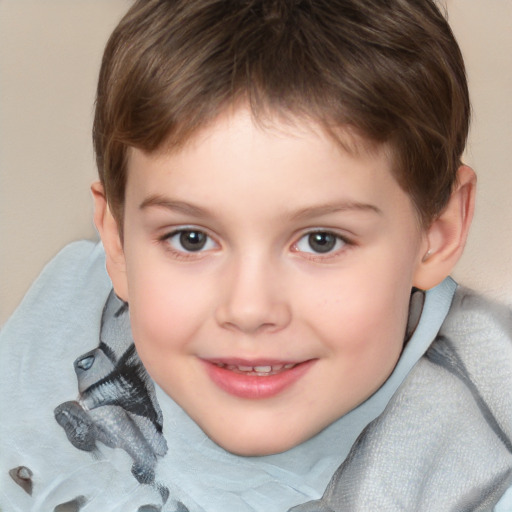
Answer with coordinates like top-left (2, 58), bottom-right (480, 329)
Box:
top-left (310, 278), bottom-right (410, 401)
top-left (126, 261), bottom-right (208, 359)
top-left (301, 252), bottom-right (414, 358)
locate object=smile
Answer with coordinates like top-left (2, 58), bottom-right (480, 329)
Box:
top-left (212, 362), bottom-right (297, 376)
top-left (202, 359), bottom-right (315, 399)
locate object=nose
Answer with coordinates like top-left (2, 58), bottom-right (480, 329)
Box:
top-left (215, 255), bottom-right (292, 335)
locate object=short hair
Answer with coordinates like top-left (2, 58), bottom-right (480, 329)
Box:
top-left (93, 0), bottom-right (470, 227)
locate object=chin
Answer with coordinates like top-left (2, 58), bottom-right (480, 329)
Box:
top-left (206, 426), bottom-right (310, 457)
top-left (217, 439), bottom-right (293, 457)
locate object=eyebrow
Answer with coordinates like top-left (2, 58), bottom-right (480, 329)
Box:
top-left (139, 195), bottom-right (212, 217)
top-left (290, 202), bottom-right (382, 220)
top-left (139, 194), bottom-right (382, 219)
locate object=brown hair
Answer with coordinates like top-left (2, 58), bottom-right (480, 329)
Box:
top-left (93, 0), bottom-right (470, 227)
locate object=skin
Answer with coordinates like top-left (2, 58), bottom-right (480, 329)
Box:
top-left (93, 107), bottom-right (476, 456)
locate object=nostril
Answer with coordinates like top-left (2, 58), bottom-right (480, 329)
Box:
top-left (216, 304), bottom-right (292, 335)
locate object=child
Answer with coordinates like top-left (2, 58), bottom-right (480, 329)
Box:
top-left (1, 0), bottom-right (511, 510)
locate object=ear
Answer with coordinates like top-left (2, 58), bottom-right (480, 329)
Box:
top-left (91, 181), bottom-right (129, 301)
top-left (413, 165), bottom-right (476, 290)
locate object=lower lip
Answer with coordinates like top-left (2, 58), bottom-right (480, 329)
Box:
top-left (202, 360), bottom-right (315, 399)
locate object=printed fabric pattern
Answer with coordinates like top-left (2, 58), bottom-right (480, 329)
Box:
top-left (53, 291), bottom-right (170, 494)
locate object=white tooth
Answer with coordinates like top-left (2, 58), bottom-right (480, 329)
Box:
top-left (283, 363), bottom-right (295, 369)
top-left (227, 365), bottom-right (237, 371)
top-left (253, 365), bottom-right (272, 373)
top-left (237, 365), bottom-right (253, 372)
top-left (271, 364), bottom-right (284, 371)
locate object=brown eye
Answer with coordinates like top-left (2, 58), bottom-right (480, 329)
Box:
top-left (164, 228), bottom-right (216, 253)
top-left (179, 230), bottom-right (207, 251)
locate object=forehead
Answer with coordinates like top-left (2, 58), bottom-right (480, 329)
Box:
top-left (145, 105), bottom-right (390, 173)
top-left (129, 106), bottom-right (388, 175)
top-left (124, 107), bottom-right (417, 228)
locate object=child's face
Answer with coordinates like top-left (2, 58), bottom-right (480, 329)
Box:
top-left (117, 107), bottom-right (427, 455)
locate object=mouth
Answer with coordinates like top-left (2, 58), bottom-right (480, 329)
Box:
top-left (202, 358), bottom-right (315, 399)
top-left (211, 362), bottom-right (298, 376)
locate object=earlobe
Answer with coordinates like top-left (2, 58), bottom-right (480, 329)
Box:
top-left (91, 181), bottom-right (129, 301)
top-left (413, 165), bottom-right (476, 290)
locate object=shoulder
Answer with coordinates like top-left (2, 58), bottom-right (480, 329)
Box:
top-left (0, 239), bottom-right (112, 414)
top-left (422, 284), bottom-right (512, 436)
top-left (0, 239), bottom-right (112, 391)
top-left (441, 285), bottom-right (512, 345)
top-left (11, 240), bottom-right (108, 307)
top-left (411, 286), bottom-right (512, 508)
top-left (0, 239), bottom-right (112, 374)
top-left (1, 240), bottom-right (110, 332)
top-left (414, 286), bottom-right (512, 452)
top-left (0, 241), bottom-right (117, 510)
top-left (431, 285), bottom-right (512, 410)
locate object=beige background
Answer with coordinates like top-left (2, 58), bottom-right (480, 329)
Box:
top-left (1, 0), bottom-right (511, 325)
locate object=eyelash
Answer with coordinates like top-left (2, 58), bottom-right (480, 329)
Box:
top-left (159, 227), bottom-right (218, 260)
top-left (291, 230), bottom-right (352, 261)
top-left (159, 227), bottom-right (352, 261)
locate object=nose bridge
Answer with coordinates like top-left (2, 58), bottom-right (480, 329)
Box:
top-left (215, 249), bottom-right (291, 334)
